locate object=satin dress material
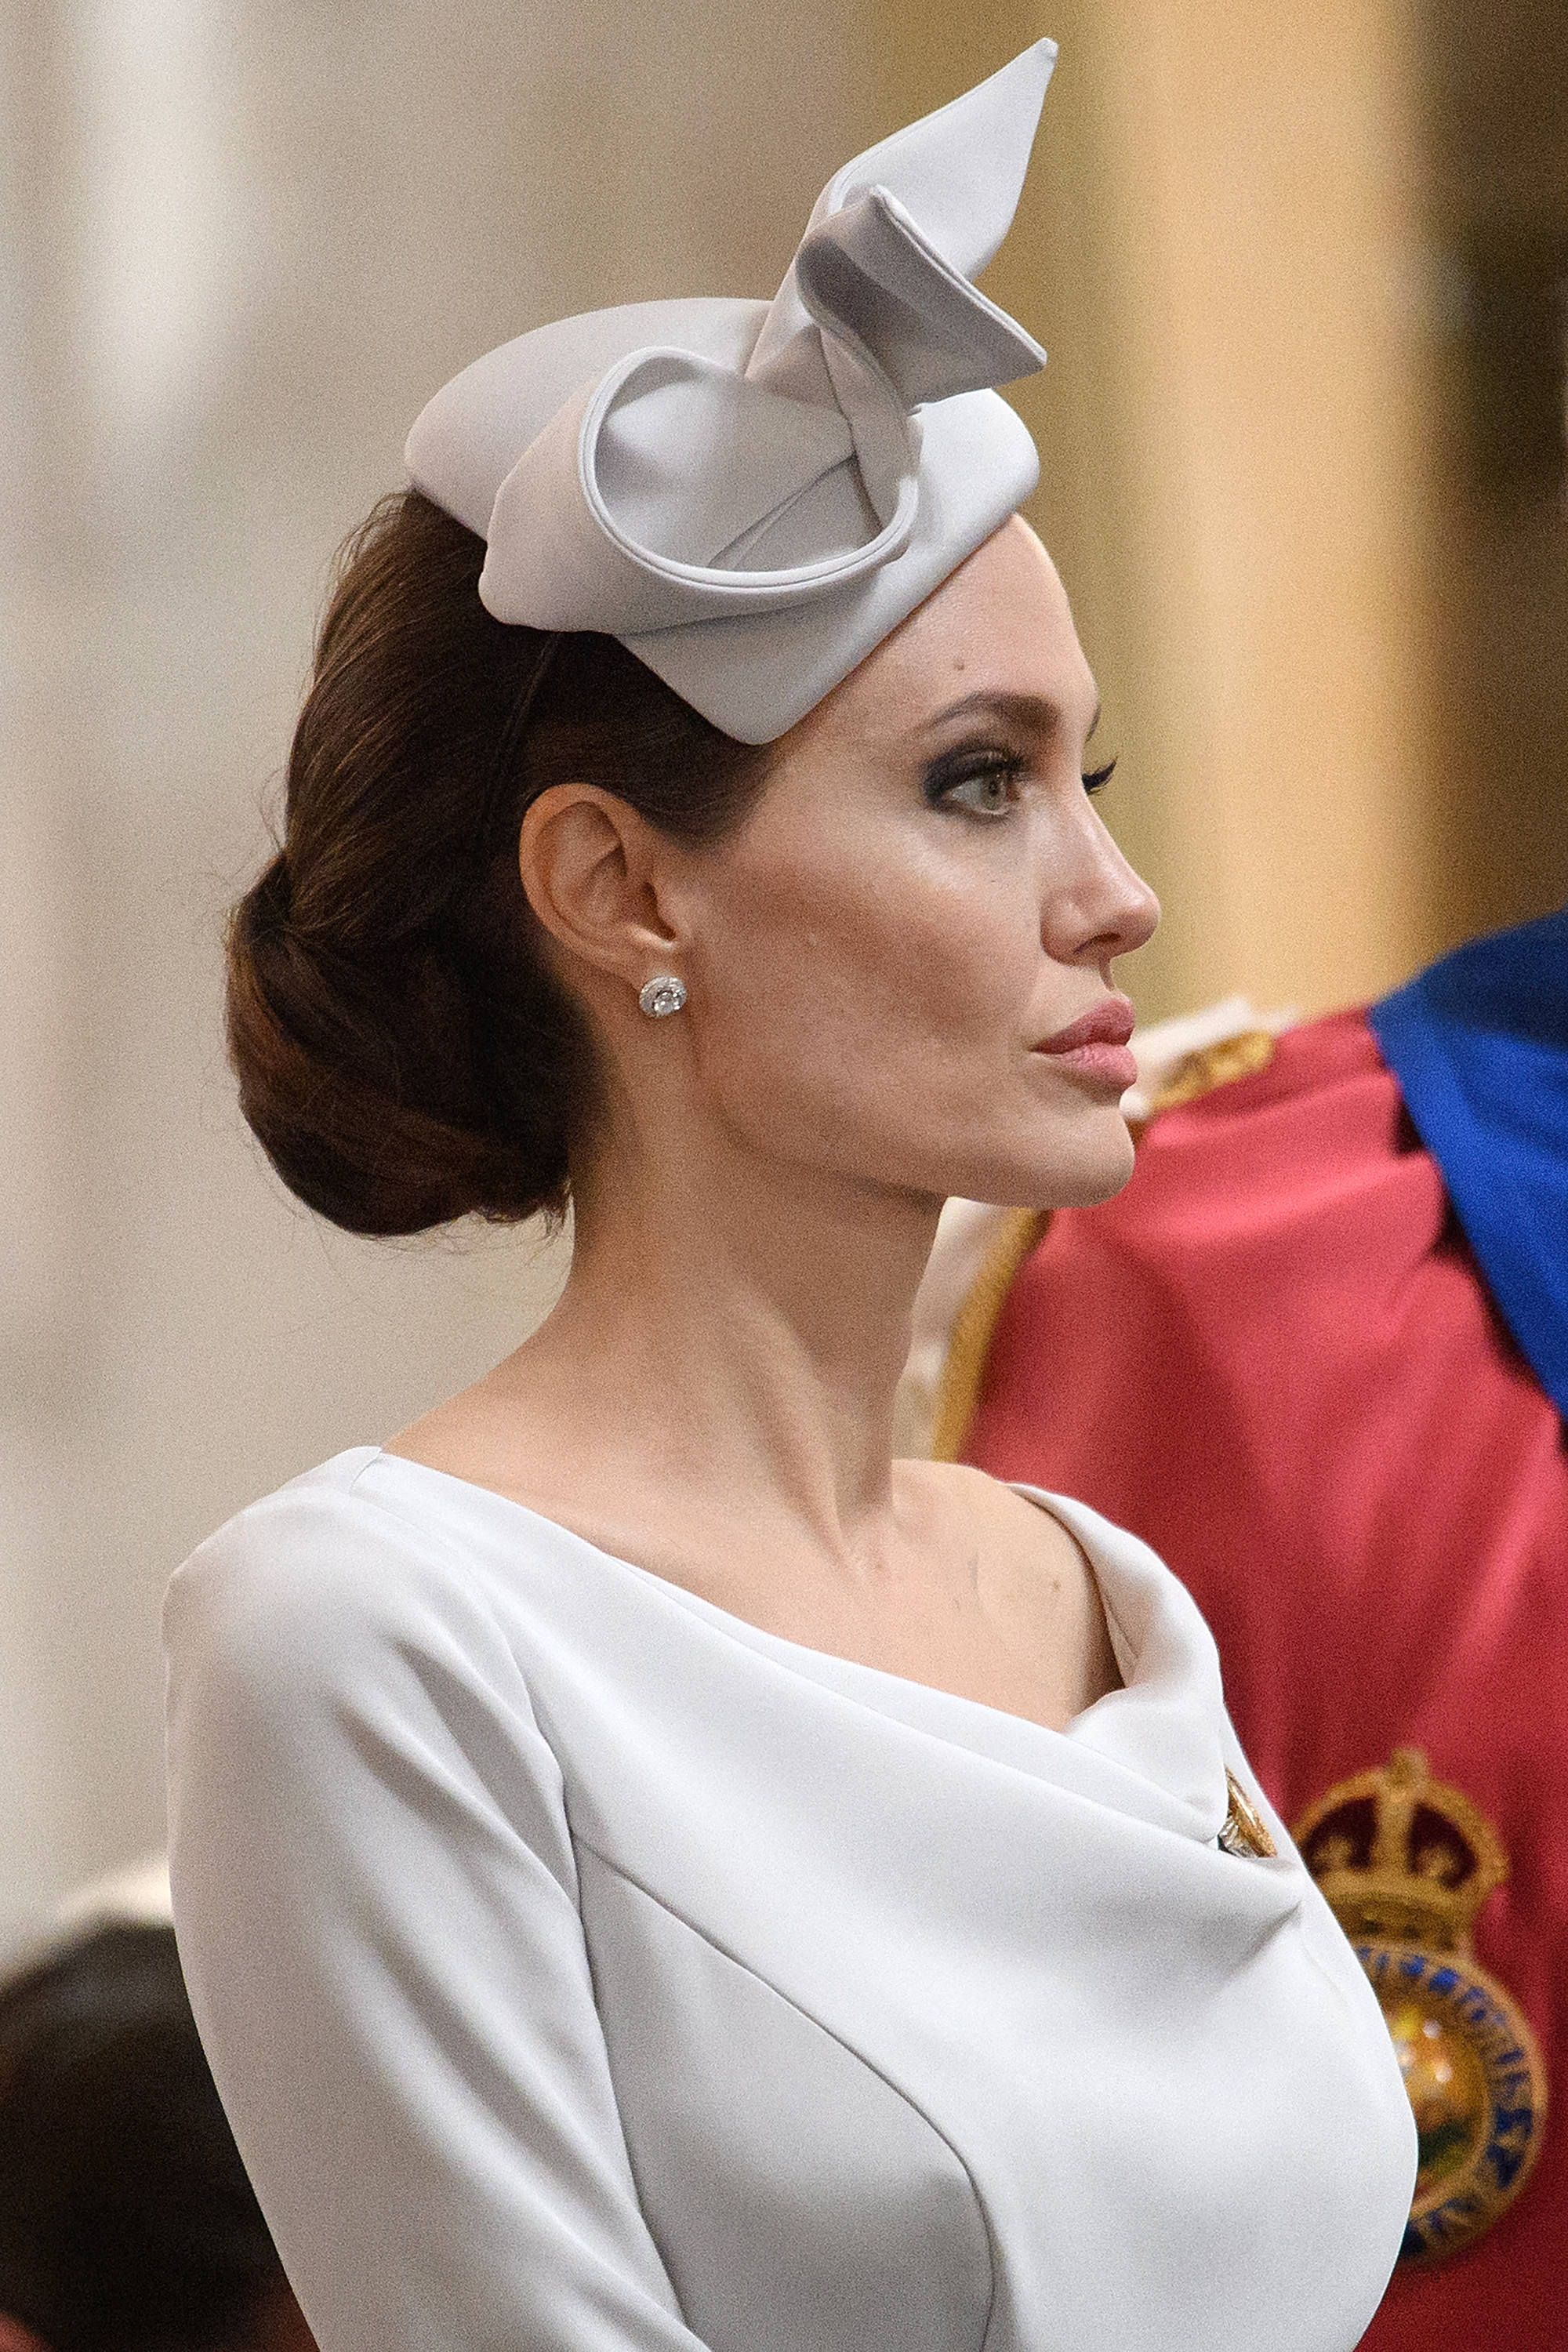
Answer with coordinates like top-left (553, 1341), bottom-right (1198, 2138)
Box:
top-left (164, 1447), bottom-right (1414, 2352)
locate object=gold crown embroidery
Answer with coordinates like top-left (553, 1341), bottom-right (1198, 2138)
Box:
top-left (1294, 1748), bottom-right (1546, 2266)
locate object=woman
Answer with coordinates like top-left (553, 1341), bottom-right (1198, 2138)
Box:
top-left (165, 43), bottom-right (1416, 2352)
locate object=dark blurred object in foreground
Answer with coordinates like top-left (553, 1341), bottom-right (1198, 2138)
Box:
top-left (0, 1922), bottom-right (314, 2352)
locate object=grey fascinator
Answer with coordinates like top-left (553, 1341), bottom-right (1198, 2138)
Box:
top-left (405, 42), bottom-right (1058, 742)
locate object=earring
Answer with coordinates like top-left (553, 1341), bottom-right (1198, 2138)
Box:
top-left (638, 975), bottom-right (688, 1019)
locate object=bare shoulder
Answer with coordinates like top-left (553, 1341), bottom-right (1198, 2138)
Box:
top-left (895, 1457), bottom-right (1093, 1577)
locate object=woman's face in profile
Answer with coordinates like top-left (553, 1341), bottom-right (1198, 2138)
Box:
top-left (661, 516), bottom-right (1160, 1214)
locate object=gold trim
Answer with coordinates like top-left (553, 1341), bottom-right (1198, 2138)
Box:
top-left (1218, 1770), bottom-right (1277, 1858)
top-left (929, 1208), bottom-right (1047, 1463)
top-left (1148, 1027), bottom-right (1278, 1113)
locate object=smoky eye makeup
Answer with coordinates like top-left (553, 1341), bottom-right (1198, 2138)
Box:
top-left (920, 742), bottom-right (1031, 814)
top-left (920, 741), bottom-right (1119, 815)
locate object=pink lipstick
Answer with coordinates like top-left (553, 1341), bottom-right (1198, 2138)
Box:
top-left (1033, 996), bottom-right (1138, 1093)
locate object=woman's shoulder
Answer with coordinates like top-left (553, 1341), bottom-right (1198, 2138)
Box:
top-left (163, 1447), bottom-right (535, 1710)
top-left (898, 1457), bottom-right (1215, 1690)
top-left (897, 1456), bottom-right (1169, 1575)
top-left (163, 1454), bottom-right (584, 1954)
top-left (172, 1444), bottom-right (441, 1595)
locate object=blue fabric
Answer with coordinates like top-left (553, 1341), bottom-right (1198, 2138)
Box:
top-left (1370, 905), bottom-right (1568, 1420)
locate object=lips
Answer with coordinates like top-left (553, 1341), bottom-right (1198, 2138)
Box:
top-left (1036, 998), bottom-right (1136, 1055)
top-left (1033, 995), bottom-right (1138, 1093)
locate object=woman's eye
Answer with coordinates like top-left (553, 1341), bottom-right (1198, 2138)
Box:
top-left (1083, 758), bottom-right (1117, 796)
top-left (928, 756), bottom-right (1026, 817)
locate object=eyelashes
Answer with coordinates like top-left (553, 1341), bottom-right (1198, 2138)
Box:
top-left (920, 750), bottom-right (1028, 816)
top-left (921, 746), bottom-right (1119, 815)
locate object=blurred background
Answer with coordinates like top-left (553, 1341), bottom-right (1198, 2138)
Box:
top-left (2, 0), bottom-right (1564, 1944)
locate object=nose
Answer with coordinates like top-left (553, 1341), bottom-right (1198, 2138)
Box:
top-left (1044, 803), bottom-right (1160, 969)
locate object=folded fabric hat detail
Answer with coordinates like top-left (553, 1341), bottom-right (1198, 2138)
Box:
top-left (405, 39), bottom-right (1058, 742)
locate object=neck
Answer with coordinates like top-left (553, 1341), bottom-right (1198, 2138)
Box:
top-left (517, 1114), bottom-right (943, 1556)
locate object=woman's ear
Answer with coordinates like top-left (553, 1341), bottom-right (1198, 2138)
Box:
top-left (517, 785), bottom-right (682, 993)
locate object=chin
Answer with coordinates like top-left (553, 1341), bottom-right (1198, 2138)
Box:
top-left (1026, 1080), bottom-right (1143, 1208)
top-left (1050, 1152), bottom-right (1138, 1209)
top-left (958, 1104), bottom-right (1138, 1211)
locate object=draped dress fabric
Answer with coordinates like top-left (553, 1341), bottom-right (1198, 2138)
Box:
top-left (164, 1448), bottom-right (1414, 2352)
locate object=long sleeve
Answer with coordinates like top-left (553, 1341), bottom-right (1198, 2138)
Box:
top-left (164, 1465), bottom-right (701, 2352)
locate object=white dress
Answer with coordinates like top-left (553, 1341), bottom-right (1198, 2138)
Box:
top-left (164, 1447), bottom-right (1414, 2352)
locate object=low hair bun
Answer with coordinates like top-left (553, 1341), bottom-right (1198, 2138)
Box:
top-left (227, 867), bottom-right (553, 1234)
top-left (224, 492), bottom-right (772, 1236)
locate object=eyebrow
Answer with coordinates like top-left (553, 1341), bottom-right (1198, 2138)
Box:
top-left (925, 688), bottom-right (1102, 742)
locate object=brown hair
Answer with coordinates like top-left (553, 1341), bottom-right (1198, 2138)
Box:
top-left (227, 489), bottom-right (773, 1235)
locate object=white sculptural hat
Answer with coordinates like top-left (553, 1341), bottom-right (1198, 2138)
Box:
top-left (405, 41), bottom-right (1057, 744)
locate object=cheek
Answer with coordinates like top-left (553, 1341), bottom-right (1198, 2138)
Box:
top-left (691, 840), bottom-right (1033, 1117)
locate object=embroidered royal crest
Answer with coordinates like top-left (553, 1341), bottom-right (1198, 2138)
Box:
top-left (1293, 1747), bottom-right (1546, 2264)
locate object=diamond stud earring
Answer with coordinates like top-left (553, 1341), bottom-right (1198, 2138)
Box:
top-left (638, 975), bottom-right (688, 1019)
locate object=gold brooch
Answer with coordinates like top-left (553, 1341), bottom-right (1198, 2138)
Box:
top-left (1293, 1748), bottom-right (1547, 2264)
top-left (1218, 1769), bottom-right (1277, 1858)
